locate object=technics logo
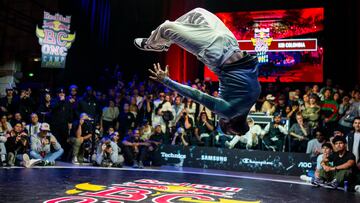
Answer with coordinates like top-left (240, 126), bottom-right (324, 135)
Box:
top-left (161, 152), bottom-right (186, 159)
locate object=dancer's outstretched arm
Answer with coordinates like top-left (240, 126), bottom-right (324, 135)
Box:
top-left (148, 63), bottom-right (231, 119)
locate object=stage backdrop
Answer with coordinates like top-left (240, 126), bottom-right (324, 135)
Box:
top-left (157, 145), bottom-right (314, 176)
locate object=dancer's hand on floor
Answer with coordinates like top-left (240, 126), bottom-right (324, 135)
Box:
top-left (148, 63), bottom-right (169, 82)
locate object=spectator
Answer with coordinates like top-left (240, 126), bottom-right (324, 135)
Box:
top-left (0, 114), bottom-right (12, 135)
top-left (171, 127), bottom-right (189, 146)
top-left (0, 128), bottom-right (7, 166)
top-left (69, 113), bottom-right (94, 164)
top-left (183, 97), bottom-right (196, 123)
top-left (18, 88), bottom-right (35, 123)
top-left (274, 94), bottom-right (287, 117)
top-left (289, 113), bottom-right (311, 153)
top-left (25, 113), bottom-right (42, 138)
top-left (0, 87), bottom-right (18, 119)
top-left (68, 84), bottom-right (80, 121)
top-left (302, 93), bottom-right (321, 130)
top-left (171, 96), bottom-right (184, 128)
top-left (137, 93), bottom-right (154, 125)
top-left (122, 128), bottom-right (149, 168)
top-left (50, 88), bottom-right (73, 160)
top-left (261, 113), bottom-right (288, 151)
top-left (311, 142), bottom-right (333, 183)
top-left (338, 90), bottom-right (360, 134)
top-left (30, 123), bottom-right (64, 165)
top-left (37, 91), bottom-right (52, 123)
top-left (10, 112), bottom-right (25, 128)
top-left (194, 112), bottom-right (214, 146)
top-left (152, 106), bottom-right (166, 134)
top-left (226, 117), bottom-right (262, 149)
top-left (78, 86), bottom-right (101, 121)
top-left (306, 128), bottom-right (326, 159)
top-left (316, 136), bottom-right (356, 189)
top-left (117, 103), bottom-right (136, 135)
top-left (320, 88), bottom-right (339, 137)
top-left (140, 121), bottom-right (153, 141)
top-left (100, 100), bottom-right (119, 133)
top-left (176, 110), bottom-right (195, 145)
top-left (4, 122), bottom-right (38, 167)
top-left (346, 117), bottom-right (360, 170)
top-left (96, 137), bottom-right (123, 167)
top-left (147, 124), bottom-right (164, 166)
top-left (261, 94), bottom-right (276, 115)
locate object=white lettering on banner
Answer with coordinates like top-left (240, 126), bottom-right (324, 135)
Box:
top-left (161, 152), bottom-right (186, 159)
top-left (278, 42), bottom-right (306, 48)
top-left (201, 155), bottom-right (227, 162)
top-left (298, 162), bottom-right (312, 168)
top-left (241, 158), bottom-right (273, 166)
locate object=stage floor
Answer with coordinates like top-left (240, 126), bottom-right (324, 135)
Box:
top-left (0, 165), bottom-right (359, 203)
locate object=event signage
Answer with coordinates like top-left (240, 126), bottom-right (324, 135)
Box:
top-left (158, 145), bottom-right (314, 176)
top-left (43, 180), bottom-right (259, 203)
top-left (36, 11), bottom-right (76, 68)
top-left (251, 28), bottom-right (272, 63)
top-left (239, 38), bottom-right (317, 52)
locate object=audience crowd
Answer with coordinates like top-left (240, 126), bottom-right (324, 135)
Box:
top-left (0, 69), bottom-right (359, 191)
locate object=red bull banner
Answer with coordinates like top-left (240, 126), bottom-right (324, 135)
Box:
top-left (36, 11), bottom-right (76, 68)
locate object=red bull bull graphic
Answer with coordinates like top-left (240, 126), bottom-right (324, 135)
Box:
top-left (36, 11), bottom-right (75, 68)
top-left (43, 179), bottom-right (260, 203)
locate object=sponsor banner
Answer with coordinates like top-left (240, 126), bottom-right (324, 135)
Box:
top-left (36, 11), bottom-right (76, 68)
top-left (158, 145), bottom-right (313, 176)
top-left (239, 39), bottom-right (317, 52)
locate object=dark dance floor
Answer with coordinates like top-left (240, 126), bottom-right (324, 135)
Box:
top-left (1, 166), bottom-right (359, 203)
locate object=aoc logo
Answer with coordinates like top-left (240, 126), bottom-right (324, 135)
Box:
top-left (43, 179), bottom-right (260, 203)
top-left (297, 162), bottom-right (312, 168)
top-left (161, 152), bottom-right (186, 159)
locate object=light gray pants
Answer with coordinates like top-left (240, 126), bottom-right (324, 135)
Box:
top-left (146, 8), bottom-right (260, 120)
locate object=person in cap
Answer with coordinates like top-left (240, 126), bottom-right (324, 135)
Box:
top-left (30, 123), bottom-right (64, 166)
top-left (50, 87), bottom-right (73, 161)
top-left (96, 136), bottom-right (123, 167)
top-left (225, 117), bottom-right (262, 149)
top-left (317, 135), bottom-right (356, 189)
top-left (171, 127), bottom-right (189, 146)
top-left (261, 94), bottom-right (276, 115)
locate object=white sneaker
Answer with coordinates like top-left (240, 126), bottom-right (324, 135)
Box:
top-left (355, 185), bottom-right (360, 192)
top-left (28, 159), bottom-right (42, 167)
top-left (300, 175), bottom-right (312, 183)
top-left (72, 157), bottom-right (80, 165)
top-left (225, 141), bottom-right (235, 149)
top-left (23, 154), bottom-right (31, 168)
top-left (134, 38), bottom-right (169, 52)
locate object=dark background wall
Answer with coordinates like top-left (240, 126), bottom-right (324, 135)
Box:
top-left (0, 0), bottom-right (359, 90)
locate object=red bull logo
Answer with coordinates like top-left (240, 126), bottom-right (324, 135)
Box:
top-left (36, 11), bottom-right (75, 68)
top-left (44, 179), bottom-right (260, 203)
top-left (251, 28), bottom-right (272, 63)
